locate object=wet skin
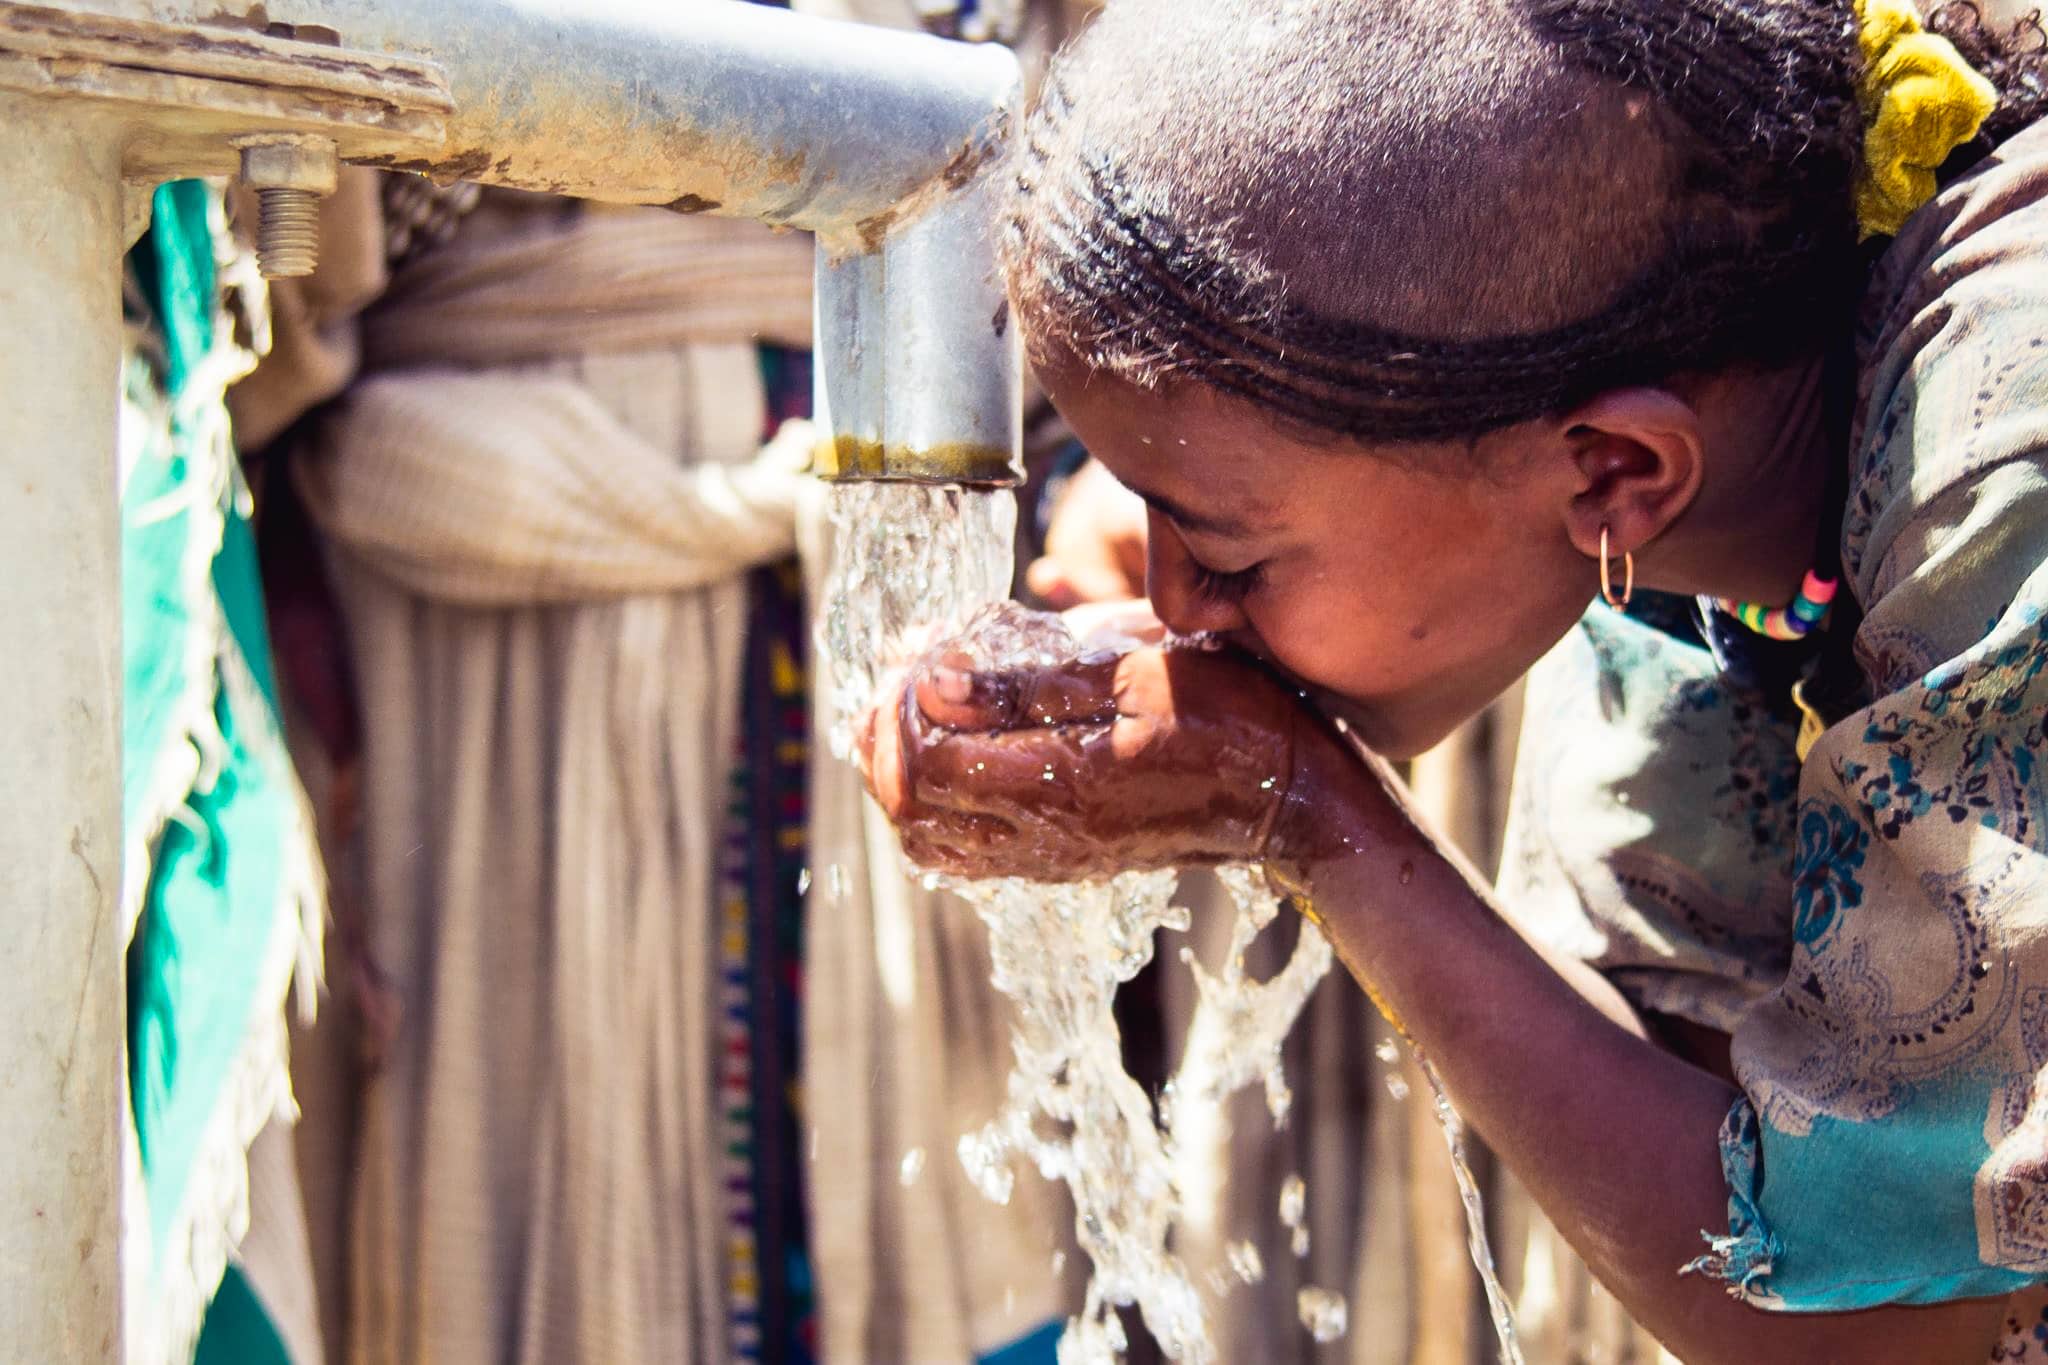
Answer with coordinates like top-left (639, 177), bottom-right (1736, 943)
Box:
top-left (858, 354), bottom-right (2011, 1361)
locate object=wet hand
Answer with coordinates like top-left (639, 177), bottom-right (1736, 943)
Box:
top-left (858, 635), bottom-right (1317, 881)
top-left (1026, 458), bottom-right (1148, 607)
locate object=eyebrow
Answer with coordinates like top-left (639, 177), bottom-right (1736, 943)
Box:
top-left (1125, 483), bottom-right (1262, 540)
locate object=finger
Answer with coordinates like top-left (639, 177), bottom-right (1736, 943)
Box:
top-left (897, 809), bottom-right (1025, 874)
top-left (900, 809), bottom-right (1020, 850)
top-left (915, 652), bottom-right (1125, 731)
top-left (866, 675), bottom-right (917, 818)
top-left (903, 724), bottom-right (1105, 817)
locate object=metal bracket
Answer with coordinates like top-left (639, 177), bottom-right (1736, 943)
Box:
top-left (0, 2), bottom-right (449, 185)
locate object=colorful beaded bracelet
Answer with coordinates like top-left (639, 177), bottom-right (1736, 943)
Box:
top-left (1714, 570), bottom-right (1840, 641)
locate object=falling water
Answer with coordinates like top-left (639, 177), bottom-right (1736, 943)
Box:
top-left (820, 481), bottom-right (1513, 1363)
top-left (819, 480), bottom-right (1017, 757)
top-left (1418, 1053), bottom-right (1525, 1365)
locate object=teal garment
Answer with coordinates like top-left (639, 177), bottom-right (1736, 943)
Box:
top-left (976, 1320), bottom-right (1065, 1365)
top-left (1503, 121), bottom-right (2048, 1312)
top-left (191, 1267), bottom-right (291, 1364)
top-left (123, 181), bottom-right (319, 1363)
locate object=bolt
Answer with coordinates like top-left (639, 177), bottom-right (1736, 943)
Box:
top-left (236, 136), bottom-right (339, 280)
top-left (254, 188), bottom-right (321, 278)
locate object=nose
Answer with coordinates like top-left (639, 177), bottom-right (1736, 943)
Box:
top-left (1145, 509), bottom-right (1251, 637)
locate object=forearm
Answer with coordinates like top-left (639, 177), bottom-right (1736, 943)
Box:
top-left (1276, 744), bottom-right (2004, 1365)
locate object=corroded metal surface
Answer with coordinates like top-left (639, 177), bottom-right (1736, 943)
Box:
top-left (0, 2), bottom-right (451, 180)
top-left (30, 0), bottom-right (1022, 240)
top-left (813, 434), bottom-right (1021, 485)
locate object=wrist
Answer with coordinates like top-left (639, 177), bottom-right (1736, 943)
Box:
top-left (1262, 707), bottom-right (1384, 886)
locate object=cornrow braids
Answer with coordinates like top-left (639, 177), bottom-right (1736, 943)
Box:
top-left (1018, 114), bottom-right (1856, 442)
top-left (1004, 0), bottom-right (2038, 446)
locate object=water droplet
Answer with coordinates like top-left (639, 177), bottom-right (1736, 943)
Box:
top-left (1297, 1287), bottom-right (1348, 1342)
top-left (899, 1147), bottom-right (927, 1186)
top-left (796, 867), bottom-right (812, 896)
top-left (1278, 1173), bottom-right (1306, 1228)
top-left (1397, 860), bottom-right (1415, 886)
top-left (1227, 1240), bottom-right (1265, 1285)
top-left (1259, 776), bottom-right (1277, 791)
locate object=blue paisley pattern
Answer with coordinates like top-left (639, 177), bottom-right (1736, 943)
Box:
top-left (1502, 121), bottom-right (2048, 1324)
top-left (1790, 802), bottom-right (1866, 951)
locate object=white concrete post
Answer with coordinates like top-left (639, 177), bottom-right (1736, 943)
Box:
top-left (0, 94), bottom-right (128, 1363)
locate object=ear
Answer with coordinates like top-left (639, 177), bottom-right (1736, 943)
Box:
top-left (1554, 387), bottom-right (1706, 565)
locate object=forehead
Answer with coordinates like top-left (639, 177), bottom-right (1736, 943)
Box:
top-left (1041, 365), bottom-right (1345, 530)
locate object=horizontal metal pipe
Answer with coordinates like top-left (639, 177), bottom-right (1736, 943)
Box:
top-left (54, 0), bottom-right (1020, 241)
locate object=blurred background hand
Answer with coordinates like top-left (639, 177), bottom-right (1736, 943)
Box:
top-left (1025, 457), bottom-right (1148, 607)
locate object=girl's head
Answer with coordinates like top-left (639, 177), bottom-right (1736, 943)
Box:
top-left (1003, 0), bottom-right (2044, 756)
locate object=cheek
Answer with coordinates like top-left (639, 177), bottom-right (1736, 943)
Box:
top-left (1242, 568), bottom-right (1437, 697)
top-left (1241, 537), bottom-right (1563, 707)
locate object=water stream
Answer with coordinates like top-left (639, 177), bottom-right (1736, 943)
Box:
top-left (820, 481), bottom-right (1519, 1363)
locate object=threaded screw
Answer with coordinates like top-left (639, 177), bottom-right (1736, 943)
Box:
top-left (237, 137), bottom-right (339, 281)
top-left (255, 187), bottom-right (321, 278)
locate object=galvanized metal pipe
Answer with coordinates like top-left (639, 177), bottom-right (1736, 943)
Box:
top-left (813, 171), bottom-right (1023, 485)
top-left (30, 0), bottom-right (1029, 481)
top-left (0, 94), bottom-right (127, 1365)
top-left (55, 0), bottom-right (1022, 245)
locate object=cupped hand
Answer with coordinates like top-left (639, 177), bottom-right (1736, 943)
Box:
top-left (1026, 458), bottom-right (1149, 607)
top-left (857, 631), bottom-right (1325, 881)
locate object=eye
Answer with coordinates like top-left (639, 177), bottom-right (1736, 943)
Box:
top-left (1191, 559), bottom-right (1266, 603)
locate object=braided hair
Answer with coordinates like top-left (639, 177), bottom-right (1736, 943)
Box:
top-left (1003, 0), bottom-right (2047, 445)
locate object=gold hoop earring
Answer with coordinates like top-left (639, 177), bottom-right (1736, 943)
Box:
top-left (1599, 523), bottom-right (1634, 609)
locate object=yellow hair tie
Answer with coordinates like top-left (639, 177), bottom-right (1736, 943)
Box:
top-left (1852, 0), bottom-right (1999, 239)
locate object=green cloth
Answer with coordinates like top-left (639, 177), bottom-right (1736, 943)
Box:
top-left (123, 181), bottom-right (320, 1365)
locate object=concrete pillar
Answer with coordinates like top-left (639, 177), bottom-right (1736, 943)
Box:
top-left (0, 94), bottom-right (127, 1363)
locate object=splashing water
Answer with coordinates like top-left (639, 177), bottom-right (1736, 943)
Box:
top-left (819, 481), bottom-right (1017, 755)
top-left (1277, 1172), bottom-right (1311, 1260)
top-left (1297, 1286), bottom-right (1349, 1343)
top-left (821, 482), bottom-right (1510, 1362)
top-left (1418, 1052), bottom-right (1525, 1365)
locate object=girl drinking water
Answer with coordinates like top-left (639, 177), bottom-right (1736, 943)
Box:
top-left (861, 0), bottom-right (2048, 1357)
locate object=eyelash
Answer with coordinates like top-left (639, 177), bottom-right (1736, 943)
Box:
top-left (1191, 560), bottom-right (1266, 603)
